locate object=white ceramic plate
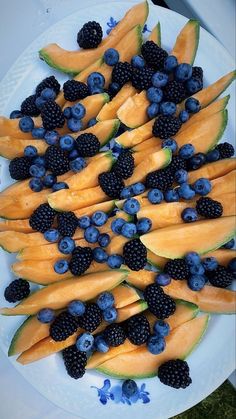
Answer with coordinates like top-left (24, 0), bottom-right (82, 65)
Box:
top-left (0, 2), bottom-right (235, 418)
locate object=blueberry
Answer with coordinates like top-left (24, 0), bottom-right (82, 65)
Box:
top-left (34, 156), bottom-right (46, 167)
top-left (44, 130), bottom-right (59, 145)
top-left (37, 308), bottom-right (55, 323)
top-left (29, 164), bottom-right (46, 178)
top-left (187, 153), bottom-right (206, 170)
top-left (181, 207), bottom-right (198, 222)
top-left (108, 82), bottom-right (120, 95)
top-left (131, 182), bottom-right (145, 195)
top-left (10, 110), bottom-right (22, 119)
top-left (175, 169), bottom-right (188, 184)
top-left (131, 55), bottom-right (145, 69)
top-left (87, 118), bottom-right (97, 127)
top-left (52, 182), bottom-right (69, 192)
top-left (190, 263), bottom-right (205, 275)
top-left (162, 138), bottom-right (178, 153)
top-left (103, 307), bottom-right (118, 323)
top-left (179, 144), bottom-right (195, 159)
top-left (120, 186), bottom-right (133, 199)
top-left (94, 335), bottom-right (109, 352)
top-left (121, 222), bottom-right (137, 238)
top-left (136, 217), bottom-right (152, 234)
top-left (202, 256), bottom-right (218, 271)
top-left (58, 237), bottom-right (75, 254)
top-left (87, 72), bottom-right (105, 91)
top-left (185, 252), bottom-right (201, 267)
top-left (185, 97), bottom-right (201, 113)
top-left (222, 239), bottom-right (235, 249)
top-left (164, 55), bottom-right (178, 72)
top-left (90, 87), bottom-right (104, 94)
top-left (43, 173), bottom-right (57, 187)
top-left (152, 71), bottom-right (168, 88)
top-left (179, 110), bottom-right (190, 123)
top-left (19, 116), bottom-right (34, 132)
top-left (104, 48), bottom-right (119, 66)
top-left (192, 178), bottom-right (212, 196)
top-left (107, 254), bottom-right (124, 269)
top-left (68, 300), bottom-right (86, 316)
top-left (59, 135), bottom-right (75, 151)
top-left (111, 218), bottom-right (126, 234)
top-left (147, 103), bottom-right (159, 119)
top-left (175, 63), bottom-right (192, 82)
top-left (123, 198), bottom-right (140, 215)
top-left (67, 118), bottom-right (83, 132)
top-left (54, 259), bottom-right (69, 274)
top-left (29, 178), bottom-right (43, 192)
top-left (228, 258), bottom-right (236, 273)
top-left (206, 149), bottom-right (220, 162)
top-left (91, 210), bottom-right (108, 226)
top-left (155, 273), bottom-right (171, 286)
top-left (178, 183), bottom-right (195, 200)
top-left (76, 332), bottom-right (94, 352)
top-left (164, 189), bottom-right (179, 202)
top-left (160, 101), bottom-right (176, 116)
top-left (97, 291), bottom-right (115, 310)
top-left (93, 247), bottom-right (108, 263)
top-left (24, 145), bottom-right (38, 158)
top-left (84, 226), bottom-right (99, 243)
top-left (63, 107), bottom-right (72, 119)
top-left (148, 188), bottom-right (164, 204)
top-left (35, 96), bottom-right (46, 110)
top-left (69, 149), bottom-right (79, 160)
top-left (41, 87), bottom-right (56, 101)
top-left (98, 233), bottom-right (111, 248)
top-left (122, 380), bottom-right (138, 398)
top-left (71, 103), bottom-right (86, 120)
top-left (147, 334), bottom-right (166, 354)
top-left (70, 157), bottom-right (86, 172)
top-left (153, 320), bottom-right (170, 337)
top-left (186, 78), bottom-right (203, 94)
top-left (187, 275), bottom-right (206, 291)
top-left (78, 216), bottom-right (91, 229)
top-left (146, 87), bottom-right (163, 103)
top-left (44, 229), bottom-right (60, 243)
top-left (32, 127), bottom-right (46, 139)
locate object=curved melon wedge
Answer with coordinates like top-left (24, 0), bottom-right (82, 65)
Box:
top-left (117, 91), bottom-right (149, 128)
top-left (0, 137), bottom-right (47, 159)
top-left (188, 158), bottom-right (236, 183)
top-left (97, 84), bottom-right (137, 121)
top-left (141, 216), bottom-right (236, 259)
top-left (0, 219), bottom-right (33, 234)
top-left (97, 315), bottom-right (209, 378)
top-left (171, 20), bottom-right (199, 64)
top-left (0, 190), bottom-right (49, 220)
top-left (116, 119), bottom-right (153, 148)
top-left (148, 22), bottom-right (161, 45)
top-left (203, 249), bottom-right (236, 267)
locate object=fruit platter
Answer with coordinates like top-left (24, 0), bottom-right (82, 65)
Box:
top-left (0, 1), bottom-right (235, 418)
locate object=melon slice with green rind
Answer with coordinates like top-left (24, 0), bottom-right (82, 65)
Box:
top-left (188, 158), bottom-right (236, 183)
top-left (171, 19), bottom-right (199, 64)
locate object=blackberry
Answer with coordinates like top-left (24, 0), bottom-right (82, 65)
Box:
top-left (41, 100), bottom-right (65, 130)
top-left (98, 171), bottom-right (124, 199)
top-left (169, 155), bottom-right (187, 174)
top-left (50, 311), bottom-right (79, 341)
top-left (196, 197), bottom-right (223, 219)
top-left (63, 80), bottom-right (89, 102)
top-left (112, 150), bottom-right (135, 179)
top-left (141, 41), bottom-right (168, 69)
top-left (77, 21), bottom-right (103, 49)
top-left (215, 142), bottom-right (234, 159)
top-left (206, 265), bottom-right (234, 288)
top-left (131, 67), bottom-right (154, 90)
top-left (125, 314), bottom-right (150, 345)
top-left (152, 115), bottom-right (182, 139)
top-left (164, 259), bottom-right (190, 280)
top-left (45, 145), bottom-right (70, 175)
top-left (75, 133), bottom-right (100, 157)
top-left (144, 283), bottom-right (176, 319)
top-left (77, 303), bottom-right (102, 332)
top-left (145, 167), bottom-right (174, 191)
top-left (9, 156), bottom-right (32, 180)
top-left (103, 323), bottom-right (126, 347)
top-left (57, 211), bottom-right (78, 237)
top-left (29, 203), bottom-right (56, 233)
top-left (69, 246), bottom-right (93, 276)
top-left (158, 359), bottom-right (192, 389)
top-left (62, 345), bottom-right (87, 379)
top-left (163, 80), bottom-right (186, 104)
top-left (123, 238), bottom-right (147, 271)
top-left (21, 94), bottom-right (40, 116)
top-left (112, 62), bottom-right (132, 86)
top-left (35, 75), bottom-right (60, 97)
top-left (192, 66), bottom-right (203, 80)
top-left (4, 279), bottom-right (30, 303)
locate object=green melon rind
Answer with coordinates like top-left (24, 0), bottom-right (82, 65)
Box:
top-left (8, 316), bottom-right (34, 356)
top-left (187, 19), bottom-right (200, 65)
top-left (202, 71), bottom-right (236, 107)
top-left (207, 109), bottom-right (228, 151)
top-left (39, 49), bottom-right (79, 76)
top-left (99, 119), bottom-right (120, 146)
top-left (156, 22), bottom-right (161, 47)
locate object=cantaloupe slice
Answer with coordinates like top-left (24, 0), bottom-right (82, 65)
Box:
top-left (116, 300), bottom-right (148, 323)
top-left (116, 119), bottom-right (154, 147)
top-left (97, 315), bottom-right (209, 378)
top-left (141, 216), bottom-right (236, 259)
top-left (0, 190), bottom-right (49, 220)
top-left (74, 200), bottom-right (115, 218)
top-left (39, 2), bottom-right (148, 75)
top-left (171, 19), bottom-right (199, 64)
top-left (0, 137), bottom-right (48, 159)
top-left (1, 270), bottom-right (127, 316)
top-left (188, 158), bottom-right (236, 183)
top-left (132, 136), bottom-right (160, 152)
top-left (202, 249), bottom-right (236, 266)
top-left (207, 170), bottom-right (236, 199)
top-left (133, 145), bottom-right (163, 165)
top-left (112, 284), bottom-right (141, 308)
top-left (148, 22), bottom-right (161, 45)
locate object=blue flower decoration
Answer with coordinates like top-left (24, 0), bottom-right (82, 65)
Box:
top-left (91, 379), bottom-right (150, 405)
top-left (106, 17), bottom-right (150, 35)
top-left (142, 23), bottom-right (151, 34)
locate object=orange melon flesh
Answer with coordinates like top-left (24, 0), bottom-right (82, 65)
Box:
top-left (112, 284), bottom-right (141, 308)
top-left (116, 119), bottom-right (154, 147)
top-left (117, 91), bottom-right (149, 128)
top-left (0, 219), bottom-right (33, 234)
top-left (171, 20), bottom-right (199, 64)
top-left (188, 158), bottom-right (236, 183)
top-left (207, 170), bottom-right (236, 198)
top-left (133, 136), bottom-right (160, 152)
top-left (116, 300), bottom-right (147, 323)
top-left (141, 216), bottom-right (236, 259)
top-left (149, 22), bottom-right (161, 45)
top-left (0, 137), bottom-right (47, 159)
top-left (1, 270), bottom-right (127, 315)
top-left (39, 2), bottom-right (148, 75)
top-left (107, 235), bottom-right (128, 255)
top-left (133, 145), bottom-right (162, 165)
top-left (202, 249), bottom-right (236, 266)
top-left (97, 84), bottom-right (137, 121)
top-left (97, 315), bottom-right (209, 378)
top-left (147, 251), bottom-right (168, 268)
top-left (0, 190), bottom-right (49, 220)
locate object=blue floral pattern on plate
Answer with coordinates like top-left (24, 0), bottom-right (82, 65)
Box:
top-left (91, 379), bottom-right (150, 405)
top-left (106, 17), bottom-right (150, 34)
